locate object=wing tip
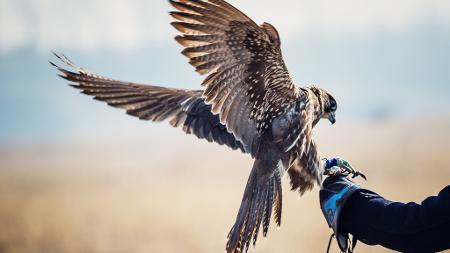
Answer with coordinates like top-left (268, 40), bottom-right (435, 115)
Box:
top-left (174, 35), bottom-right (191, 47)
top-left (50, 51), bottom-right (88, 75)
top-left (49, 60), bottom-right (59, 68)
top-left (171, 21), bottom-right (190, 34)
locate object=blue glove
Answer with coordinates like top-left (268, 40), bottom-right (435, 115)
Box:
top-left (320, 158), bottom-right (369, 252)
top-left (320, 175), bottom-right (362, 252)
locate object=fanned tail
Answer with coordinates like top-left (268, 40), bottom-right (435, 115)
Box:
top-left (226, 158), bottom-right (282, 253)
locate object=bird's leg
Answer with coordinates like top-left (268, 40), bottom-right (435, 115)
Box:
top-left (322, 158), bottom-right (367, 180)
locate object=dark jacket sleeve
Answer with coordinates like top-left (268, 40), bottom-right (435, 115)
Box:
top-left (341, 185), bottom-right (450, 253)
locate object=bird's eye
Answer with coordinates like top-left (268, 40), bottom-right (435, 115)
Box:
top-left (330, 100), bottom-right (337, 111)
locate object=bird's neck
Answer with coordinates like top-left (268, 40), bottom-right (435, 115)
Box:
top-left (305, 87), bottom-right (324, 126)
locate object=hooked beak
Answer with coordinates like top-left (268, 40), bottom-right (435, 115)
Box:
top-left (328, 112), bottom-right (336, 125)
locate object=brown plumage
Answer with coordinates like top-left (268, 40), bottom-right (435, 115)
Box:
top-left (50, 54), bottom-right (244, 152)
top-left (51, 0), bottom-right (339, 252)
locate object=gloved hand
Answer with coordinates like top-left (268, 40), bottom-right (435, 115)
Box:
top-left (320, 158), bottom-right (368, 252)
top-left (323, 157), bottom-right (366, 180)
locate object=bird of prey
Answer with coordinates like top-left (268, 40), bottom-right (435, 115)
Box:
top-left (51, 0), bottom-right (341, 252)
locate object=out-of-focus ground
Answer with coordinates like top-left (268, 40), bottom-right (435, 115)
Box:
top-left (1, 119), bottom-right (450, 253)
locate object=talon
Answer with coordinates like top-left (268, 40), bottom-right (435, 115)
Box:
top-left (341, 161), bottom-right (355, 173)
top-left (352, 170), bottom-right (367, 180)
top-left (323, 158), bottom-right (368, 180)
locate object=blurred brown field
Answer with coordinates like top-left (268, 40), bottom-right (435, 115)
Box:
top-left (1, 119), bottom-right (450, 253)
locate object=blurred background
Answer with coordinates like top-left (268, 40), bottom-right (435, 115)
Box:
top-left (1, 0), bottom-right (450, 252)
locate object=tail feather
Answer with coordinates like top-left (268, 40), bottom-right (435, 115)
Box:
top-left (242, 188), bottom-right (262, 251)
top-left (226, 158), bottom-right (282, 253)
top-left (258, 178), bottom-right (273, 241)
top-left (272, 170), bottom-right (282, 226)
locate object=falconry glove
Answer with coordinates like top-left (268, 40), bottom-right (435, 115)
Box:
top-left (320, 158), bottom-right (369, 252)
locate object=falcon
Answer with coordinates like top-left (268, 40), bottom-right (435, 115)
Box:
top-left (51, 0), bottom-right (343, 252)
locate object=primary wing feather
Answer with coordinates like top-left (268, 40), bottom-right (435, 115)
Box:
top-left (51, 53), bottom-right (244, 153)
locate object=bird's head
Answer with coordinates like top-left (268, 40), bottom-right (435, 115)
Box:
top-left (310, 87), bottom-right (337, 125)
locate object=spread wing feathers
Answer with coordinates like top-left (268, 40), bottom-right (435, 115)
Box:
top-left (50, 53), bottom-right (245, 153)
top-left (170, 0), bottom-right (300, 155)
top-left (226, 156), bottom-right (282, 253)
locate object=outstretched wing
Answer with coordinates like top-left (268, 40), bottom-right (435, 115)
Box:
top-left (51, 53), bottom-right (244, 153)
top-left (170, 0), bottom-right (300, 156)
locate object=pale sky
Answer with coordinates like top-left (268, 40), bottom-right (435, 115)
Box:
top-left (0, 0), bottom-right (449, 142)
top-left (1, 0), bottom-right (450, 53)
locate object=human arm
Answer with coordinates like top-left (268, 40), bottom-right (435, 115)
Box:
top-left (339, 184), bottom-right (450, 253)
top-left (320, 159), bottom-right (450, 253)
